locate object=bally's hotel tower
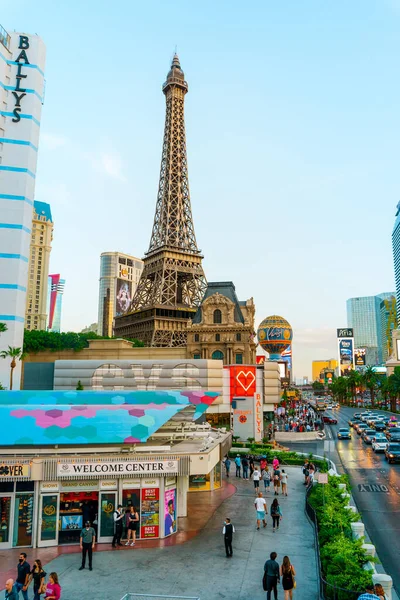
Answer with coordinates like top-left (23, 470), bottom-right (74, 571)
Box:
top-left (0, 25), bottom-right (46, 389)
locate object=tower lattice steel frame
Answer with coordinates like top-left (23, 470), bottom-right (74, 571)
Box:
top-left (114, 55), bottom-right (207, 347)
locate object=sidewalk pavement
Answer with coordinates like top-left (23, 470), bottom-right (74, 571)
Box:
top-left (1, 466), bottom-right (318, 600)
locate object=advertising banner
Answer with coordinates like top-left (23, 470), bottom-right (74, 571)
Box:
top-left (164, 488), bottom-right (177, 537)
top-left (354, 348), bottom-right (366, 367)
top-left (229, 366), bottom-right (256, 402)
top-left (338, 338), bottom-right (355, 376)
top-left (254, 393), bottom-right (262, 442)
top-left (115, 278), bottom-right (132, 316)
top-left (337, 328), bottom-right (354, 338)
top-left (140, 488), bottom-right (159, 538)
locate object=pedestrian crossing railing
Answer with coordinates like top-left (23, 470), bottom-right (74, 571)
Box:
top-left (120, 595), bottom-right (200, 600)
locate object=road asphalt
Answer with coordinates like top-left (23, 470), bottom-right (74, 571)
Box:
top-left (7, 467), bottom-right (317, 600)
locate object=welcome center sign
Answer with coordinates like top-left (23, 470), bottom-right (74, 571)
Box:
top-left (57, 459), bottom-right (179, 477)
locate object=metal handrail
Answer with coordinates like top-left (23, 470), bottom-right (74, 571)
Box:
top-left (120, 595), bottom-right (200, 600)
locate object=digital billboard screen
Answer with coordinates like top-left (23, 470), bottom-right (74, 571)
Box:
top-left (115, 278), bottom-right (132, 316)
top-left (354, 348), bottom-right (366, 367)
top-left (338, 338), bottom-right (354, 376)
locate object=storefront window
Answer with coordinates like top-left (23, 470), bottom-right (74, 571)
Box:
top-left (163, 488), bottom-right (177, 537)
top-left (40, 495), bottom-right (58, 543)
top-left (99, 493), bottom-right (116, 538)
top-left (213, 462), bottom-right (222, 490)
top-left (59, 492), bottom-right (98, 544)
top-left (189, 473), bottom-right (211, 492)
top-left (122, 489), bottom-right (140, 537)
top-left (13, 493), bottom-right (34, 547)
top-left (0, 496), bottom-right (12, 544)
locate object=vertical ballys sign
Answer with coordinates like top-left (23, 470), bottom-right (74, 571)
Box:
top-left (12, 35), bottom-right (30, 123)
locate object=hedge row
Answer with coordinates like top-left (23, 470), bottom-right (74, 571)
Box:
top-left (308, 475), bottom-right (374, 597)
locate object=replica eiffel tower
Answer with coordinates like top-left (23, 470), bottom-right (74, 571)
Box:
top-left (114, 55), bottom-right (207, 347)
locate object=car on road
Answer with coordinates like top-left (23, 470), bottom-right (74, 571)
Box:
top-left (385, 443), bottom-right (400, 464)
top-left (355, 422), bottom-right (369, 435)
top-left (337, 428), bottom-right (351, 440)
top-left (348, 417), bottom-right (361, 427)
top-left (373, 421), bottom-right (386, 432)
top-left (386, 428), bottom-right (400, 441)
top-left (362, 429), bottom-right (376, 444)
top-left (322, 415), bottom-right (338, 424)
top-left (372, 434), bottom-right (388, 453)
top-left (360, 412), bottom-right (372, 422)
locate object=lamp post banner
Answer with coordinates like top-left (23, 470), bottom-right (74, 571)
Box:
top-left (57, 459), bottom-right (179, 477)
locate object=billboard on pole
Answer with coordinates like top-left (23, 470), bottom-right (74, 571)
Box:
top-left (338, 337), bottom-right (355, 376)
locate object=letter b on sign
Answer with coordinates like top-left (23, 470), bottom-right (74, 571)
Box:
top-left (18, 36), bottom-right (29, 49)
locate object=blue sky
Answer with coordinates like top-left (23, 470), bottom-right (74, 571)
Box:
top-left (3, 0), bottom-right (399, 378)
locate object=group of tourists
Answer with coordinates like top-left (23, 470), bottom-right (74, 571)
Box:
top-left (263, 552), bottom-right (296, 600)
top-left (224, 455), bottom-right (289, 497)
top-left (4, 553), bottom-right (61, 600)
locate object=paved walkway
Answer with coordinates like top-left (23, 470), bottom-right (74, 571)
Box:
top-left (1, 467), bottom-right (318, 600)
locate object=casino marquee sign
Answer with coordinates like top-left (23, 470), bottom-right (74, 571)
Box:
top-left (57, 459), bottom-right (179, 478)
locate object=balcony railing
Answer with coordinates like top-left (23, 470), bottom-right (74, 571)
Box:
top-left (0, 24), bottom-right (10, 49)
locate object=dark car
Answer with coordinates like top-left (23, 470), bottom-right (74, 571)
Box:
top-left (337, 428), bottom-right (351, 440)
top-left (323, 415), bottom-right (337, 424)
top-left (385, 443), bottom-right (400, 464)
top-left (386, 428), bottom-right (400, 441)
top-left (373, 422), bottom-right (386, 432)
top-left (348, 417), bottom-right (361, 427)
top-left (362, 429), bottom-right (376, 444)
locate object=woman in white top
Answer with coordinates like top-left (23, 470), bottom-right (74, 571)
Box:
top-left (281, 469), bottom-right (288, 496)
top-left (252, 467), bottom-right (261, 490)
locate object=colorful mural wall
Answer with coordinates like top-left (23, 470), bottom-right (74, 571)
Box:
top-left (0, 390), bottom-right (219, 446)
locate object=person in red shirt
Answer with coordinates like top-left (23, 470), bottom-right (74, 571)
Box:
top-left (44, 572), bottom-right (61, 600)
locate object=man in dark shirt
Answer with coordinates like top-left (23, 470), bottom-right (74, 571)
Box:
top-left (264, 551), bottom-right (280, 600)
top-left (5, 579), bottom-right (19, 600)
top-left (222, 517), bottom-right (235, 557)
top-left (79, 521), bottom-right (96, 571)
top-left (16, 553), bottom-right (30, 600)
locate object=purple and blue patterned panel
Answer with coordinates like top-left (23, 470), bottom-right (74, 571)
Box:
top-left (0, 390), bottom-right (219, 446)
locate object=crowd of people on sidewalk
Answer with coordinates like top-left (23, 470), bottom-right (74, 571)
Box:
top-left (275, 406), bottom-right (324, 433)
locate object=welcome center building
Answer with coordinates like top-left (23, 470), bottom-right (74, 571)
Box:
top-left (0, 24), bottom-right (46, 389)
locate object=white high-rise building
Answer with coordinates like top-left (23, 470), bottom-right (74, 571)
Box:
top-left (0, 26), bottom-right (46, 389)
top-left (97, 252), bottom-right (143, 337)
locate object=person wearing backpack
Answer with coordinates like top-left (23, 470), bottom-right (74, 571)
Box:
top-left (273, 468), bottom-right (281, 495)
top-left (261, 467), bottom-right (271, 491)
top-left (270, 498), bottom-right (282, 532)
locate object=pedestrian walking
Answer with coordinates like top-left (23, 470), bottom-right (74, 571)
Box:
top-left (260, 456), bottom-right (267, 472)
top-left (280, 556), bottom-right (295, 599)
top-left (358, 583), bottom-right (380, 599)
top-left (263, 551), bottom-right (280, 600)
top-left (262, 467), bottom-right (271, 491)
top-left (270, 498), bottom-right (282, 532)
top-left (249, 456), bottom-right (255, 476)
top-left (302, 461), bottom-right (309, 485)
top-left (112, 504), bottom-right (124, 547)
top-left (254, 491), bottom-right (267, 530)
top-left (125, 505), bottom-right (139, 546)
top-left (15, 553), bottom-right (30, 600)
top-left (253, 466), bottom-right (261, 489)
top-left (234, 455), bottom-right (242, 477)
top-left (242, 456), bottom-right (249, 480)
top-left (281, 469), bottom-right (288, 496)
top-left (43, 573), bottom-right (61, 600)
top-left (224, 456), bottom-right (231, 477)
top-left (222, 517), bottom-right (235, 558)
top-left (272, 456), bottom-right (279, 471)
top-left (273, 468), bottom-right (281, 495)
top-left (28, 560), bottom-right (46, 600)
top-left (4, 579), bottom-right (18, 600)
top-left (79, 521), bottom-right (96, 571)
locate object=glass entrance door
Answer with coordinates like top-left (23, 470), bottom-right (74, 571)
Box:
top-left (0, 495), bottom-right (13, 548)
top-left (98, 492), bottom-right (116, 543)
top-left (38, 494), bottom-right (59, 547)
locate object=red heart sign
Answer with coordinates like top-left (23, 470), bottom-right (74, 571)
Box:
top-left (236, 370), bottom-right (256, 392)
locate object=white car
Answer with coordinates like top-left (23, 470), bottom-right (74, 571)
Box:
top-left (372, 434), bottom-right (388, 453)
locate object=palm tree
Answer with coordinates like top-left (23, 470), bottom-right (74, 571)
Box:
top-left (0, 322), bottom-right (8, 335)
top-left (346, 370), bottom-right (361, 404)
top-left (388, 367), bottom-right (400, 413)
top-left (0, 346), bottom-right (26, 390)
top-left (363, 366), bottom-right (378, 407)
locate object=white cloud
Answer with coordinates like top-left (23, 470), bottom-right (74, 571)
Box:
top-left (100, 152), bottom-right (126, 182)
